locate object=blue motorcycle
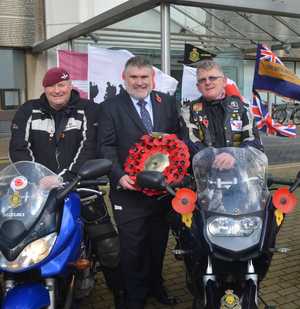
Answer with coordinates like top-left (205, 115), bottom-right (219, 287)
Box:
top-left (0, 159), bottom-right (112, 308)
top-left (137, 146), bottom-right (300, 309)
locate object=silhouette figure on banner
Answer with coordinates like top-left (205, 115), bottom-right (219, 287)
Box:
top-left (89, 82), bottom-right (99, 102)
top-left (104, 82), bottom-right (117, 100)
top-left (119, 84), bottom-right (126, 95)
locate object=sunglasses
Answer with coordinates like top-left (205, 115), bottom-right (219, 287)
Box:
top-left (197, 75), bottom-right (223, 84)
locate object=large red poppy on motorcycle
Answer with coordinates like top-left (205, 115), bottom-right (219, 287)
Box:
top-left (172, 188), bottom-right (196, 214)
top-left (124, 134), bottom-right (190, 196)
top-left (273, 187), bottom-right (296, 213)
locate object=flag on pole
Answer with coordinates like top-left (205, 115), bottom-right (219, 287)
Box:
top-left (57, 50), bottom-right (88, 99)
top-left (88, 46), bottom-right (178, 103)
top-left (178, 44), bottom-right (216, 65)
top-left (181, 65), bottom-right (245, 105)
top-left (252, 44), bottom-right (297, 137)
top-left (252, 94), bottom-right (296, 138)
top-left (253, 43), bottom-right (300, 101)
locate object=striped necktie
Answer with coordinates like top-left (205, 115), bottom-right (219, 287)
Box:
top-left (137, 100), bottom-right (153, 134)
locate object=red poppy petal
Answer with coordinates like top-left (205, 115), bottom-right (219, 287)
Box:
top-left (172, 196), bottom-right (195, 214)
top-left (176, 188), bottom-right (197, 203)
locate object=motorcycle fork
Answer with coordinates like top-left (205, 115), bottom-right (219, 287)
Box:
top-left (202, 258), bottom-right (259, 308)
top-left (44, 277), bottom-right (56, 309)
top-left (202, 256), bottom-right (216, 306)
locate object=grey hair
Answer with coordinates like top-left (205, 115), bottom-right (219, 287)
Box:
top-left (124, 56), bottom-right (153, 76)
top-left (196, 60), bottom-right (224, 77)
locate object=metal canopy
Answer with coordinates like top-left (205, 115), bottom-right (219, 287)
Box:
top-left (32, 0), bottom-right (300, 56)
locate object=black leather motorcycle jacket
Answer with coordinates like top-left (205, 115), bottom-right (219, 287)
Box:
top-left (180, 95), bottom-right (263, 159)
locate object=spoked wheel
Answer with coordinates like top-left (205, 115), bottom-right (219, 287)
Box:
top-left (273, 109), bottom-right (286, 124)
top-left (292, 108), bottom-right (300, 125)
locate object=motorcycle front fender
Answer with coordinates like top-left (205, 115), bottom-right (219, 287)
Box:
top-left (2, 283), bottom-right (50, 309)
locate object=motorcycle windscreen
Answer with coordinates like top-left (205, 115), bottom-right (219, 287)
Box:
top-left (192, 146), bottom-right (269, 215)
top-left (0, 161), bottom-right (63, 233)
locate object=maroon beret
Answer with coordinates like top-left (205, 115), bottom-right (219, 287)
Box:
top-left (42, 67), bottom-right (70, 87)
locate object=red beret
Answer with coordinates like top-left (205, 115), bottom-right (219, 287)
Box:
top-left (42, 67), bottom-right (70, 87)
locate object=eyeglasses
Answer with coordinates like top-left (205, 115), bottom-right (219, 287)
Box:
top-left (197, 75), bottom-right (224, 84)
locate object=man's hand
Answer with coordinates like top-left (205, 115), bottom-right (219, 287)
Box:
top-left (39, 175), bottom-right (60, 188)
top-left (212, 153), bottom-right (235, 171)
top-left (119, 175), bottom-right (138, 190)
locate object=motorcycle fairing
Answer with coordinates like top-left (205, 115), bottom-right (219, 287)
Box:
top-left (0, 190), bottom-right (63, 262)
top-left (39, 202), bottom-right (84, 277)
top-left (205, 279), bottom-right (257, 309)
top-left (0, 162), bottom-right (64, 261)
top-left (2, 283), bottom-right (50, 308)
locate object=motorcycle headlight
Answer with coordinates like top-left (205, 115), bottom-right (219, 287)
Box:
top-left (208, 217), bottom-right (261, 237)
top-left (0, 232), bottom-right (57, 271)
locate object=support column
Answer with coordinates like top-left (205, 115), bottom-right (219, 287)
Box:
top-left (161, 2), bottom-right (171, 75)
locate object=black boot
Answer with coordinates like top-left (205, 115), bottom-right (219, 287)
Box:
top-left (113, 290), bottom-right (127, 309)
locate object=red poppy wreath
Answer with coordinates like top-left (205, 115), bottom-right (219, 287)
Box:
top-left (124, 134), bottom-right (190, 196)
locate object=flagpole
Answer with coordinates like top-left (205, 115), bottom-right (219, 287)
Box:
top-left (161, 2), bottom-right (170, 75)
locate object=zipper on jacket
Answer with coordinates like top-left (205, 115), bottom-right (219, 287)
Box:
top-left (55, 148), bottom-right (60, 170)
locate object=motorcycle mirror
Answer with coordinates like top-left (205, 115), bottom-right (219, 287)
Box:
top-left (273, 187), bottom-right (296, 213)
top-left (136, 171), bottom-right (167, 191)
top-left (267, 173), bottom-right (273, 187)
top-left (78, 159), bottom-right (113, 180)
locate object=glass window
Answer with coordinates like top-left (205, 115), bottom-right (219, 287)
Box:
top-left (0, 49), bottom-right (26, 111)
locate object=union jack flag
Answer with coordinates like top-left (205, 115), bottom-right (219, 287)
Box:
top-left (252, 94), bottom-right (296, 138)
top-left (259, 44), bottom-right (284, 65)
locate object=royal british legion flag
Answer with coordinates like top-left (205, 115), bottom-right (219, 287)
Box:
top-left (252, 44), bottom-right (297, 138)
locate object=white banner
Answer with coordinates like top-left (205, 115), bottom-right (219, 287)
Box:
top-left (88, 46), bottom-right (178, 103)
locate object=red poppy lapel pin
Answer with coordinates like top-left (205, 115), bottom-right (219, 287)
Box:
top-left (156, 93), bottom-right (162, 103)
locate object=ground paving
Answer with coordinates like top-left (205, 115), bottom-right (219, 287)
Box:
top-left (0, 132), bottom-right (300, 308)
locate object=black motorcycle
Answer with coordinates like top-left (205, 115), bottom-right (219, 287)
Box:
top-left (137, 146), bottom-right (300, 309)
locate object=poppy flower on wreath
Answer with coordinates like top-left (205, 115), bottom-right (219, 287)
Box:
top-left (124, 134), bottom-right (190, 196)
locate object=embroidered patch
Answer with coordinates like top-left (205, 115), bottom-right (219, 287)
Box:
top-left (233, 134), bottom-right (242, 141)
top-left (230, 120), bottom-right (242, 131)
top-left (233, 142), bottom-right (241, 147)
top-left (229, 101), bottom-right (239, 109)
top-left (193, 103), bottom-right (202, 111)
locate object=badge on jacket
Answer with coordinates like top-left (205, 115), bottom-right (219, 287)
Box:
top-left (193, 103), bottom-right (202, 112)
top-left (230, 120), bottom-right (242, 131)
top-left (229, 101), bottom-right (239, 109)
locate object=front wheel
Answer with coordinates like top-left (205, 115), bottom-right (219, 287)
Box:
top-left (273, 109), bottom-right (286, 124)
top-left (292, 109), bottom-right (300, 125)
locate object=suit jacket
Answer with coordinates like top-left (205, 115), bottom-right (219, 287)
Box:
top-left (97, 90), bottom-right (179, 207)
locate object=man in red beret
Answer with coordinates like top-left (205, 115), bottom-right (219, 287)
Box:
top-left (9, 67), bottom-right (127, 308)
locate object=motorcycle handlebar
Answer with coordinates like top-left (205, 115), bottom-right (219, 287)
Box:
top-left (63, 179), bottom-right (108, 187)
top-left (269, 171), bottom-right (300, 194)
top-left (77, 180), bottom-right (108, 187)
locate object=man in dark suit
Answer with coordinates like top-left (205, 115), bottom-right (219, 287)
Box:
top-left (97, 56), bottom-right (179, 309)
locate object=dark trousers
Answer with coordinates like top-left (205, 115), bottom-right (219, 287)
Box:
top-left (113, 202), bottom-right (170, 308)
